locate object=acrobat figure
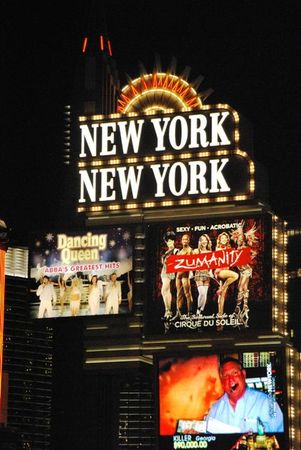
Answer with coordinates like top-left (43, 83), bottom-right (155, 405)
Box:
top-left (175, 233), bottom-right (194, 316)
top-left (161, 231), bottom-right (178, 319)
top-left (214, 232), bottom-right (239, 330)
top-left (193, 234), bottom-right (213, 315)
top-left (231, 221), bottom-right (258, 328)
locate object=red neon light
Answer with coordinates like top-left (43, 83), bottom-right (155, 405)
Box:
top-left (168, 77), bottom-right (174, 89)
top-left (162, 75), bottom-right (169, 88)
top-left (107, 40), bottom-right (112, 56)
top-left (186, 97), bottom-right (199, 107)
top-left (117, 73), bottom-right (202, 113)
top-left (172, 79), bottom-right (180, 92)
top-left (152, 73), bottom-right (158, 88)
top-left (100, 35), bottom-right (104, 51)
top-left (130, 84), bottom-right (139, 96)
top-left (141, 76), bottom-right (148, 90)
top-left (82, 37), bottom-right (88, 53)
top-left (181, 87), bottom-right (189, 97)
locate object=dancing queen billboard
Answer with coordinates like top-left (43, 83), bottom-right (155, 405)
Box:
top-left (145, 214), bottom-right (272, 335)
top-left (76, 105), bottom-right (255, 214)
top-left (29, 227), bottom-right (133, 319)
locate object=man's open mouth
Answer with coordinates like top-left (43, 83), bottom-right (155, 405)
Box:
top-left (230, 383), bottom-right (238, 392)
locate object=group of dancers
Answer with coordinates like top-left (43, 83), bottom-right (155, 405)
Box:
top-left (160, 221), bottom-right (258, 329)
top-left (36, 271), bottom-right (124, 318)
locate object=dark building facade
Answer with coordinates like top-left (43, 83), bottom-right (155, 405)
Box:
top-left (2, 247), bottom-right (53, 449)
top-left (1, 23), bottom-right (301, 450)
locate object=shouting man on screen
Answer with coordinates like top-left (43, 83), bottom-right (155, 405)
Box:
top-left (206, 357), bottom-right (284, 434)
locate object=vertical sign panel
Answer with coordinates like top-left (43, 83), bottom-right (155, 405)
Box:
top-left (0, 250), bottom-right (6, 412)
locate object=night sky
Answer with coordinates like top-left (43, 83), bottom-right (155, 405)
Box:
top-left (1, 0), bottom-right (301, 236)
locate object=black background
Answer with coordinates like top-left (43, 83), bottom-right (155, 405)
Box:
top-left (1, 0), bottom-right (301, 233)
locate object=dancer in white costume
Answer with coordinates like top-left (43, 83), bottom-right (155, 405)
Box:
top-left (104, 273), bottom-right (122, 314)
top-left (36, 275), bottom-right (57, 318)
top-left (69, 276), bottom-right (82, 317)
top-left (88, 275), bottom-right (103, 315)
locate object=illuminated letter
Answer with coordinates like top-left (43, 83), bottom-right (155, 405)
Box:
top-left (61, 248), bottom-right (71, 264)
top-left (188, 114), bottom-right (209, 148)
top-left (79, 124), bottom-right (99, 157)
top-left (117, 119), bottom-right (144, 154)
top-left (81, 235), bottom-right (89, 247)
top-left (210, 112), bottom-right (231, 146)
top-left (169, 116), bottom-right (188, 150)
top-left (150, 163), bottom-right (170, 197)
top-left (100, 122), bottom-right (116, 155)
top-left (169, 162), bottom-right (188, 196)
top-left (99, 168), bottom-right (116, 201)
top-left (57, 234), bottom-right (67, 250)
top-left (151, 117), bottom-right (170, 151)
top-left (117, 166), bottom-right (144, 199)
top-left (188, 161), bottom-right (209, 194)
top-left (79, 169), bottom-right (98, 202)
top-left (209, 158), bottom-right (230, 192)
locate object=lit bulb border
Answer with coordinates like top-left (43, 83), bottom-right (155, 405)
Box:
top-left (272, 216), bottom-right (288, 336)
top-left (77, 103), bottom-right (255, 214)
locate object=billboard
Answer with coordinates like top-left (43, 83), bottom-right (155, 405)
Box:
top-left (77, 106), bottom-right (254, 214)
top-left (156, 349), bottom-right (286, 449)
top-left (29, 227), bottom-right (133, 319)
top-left (146, 214), bottom-right (272, 335)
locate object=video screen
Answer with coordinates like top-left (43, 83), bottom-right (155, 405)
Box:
top-left (146, 214), bottom-right (272, 335)
top-left (157, 350), bottom-right (286, 449)
top-left (29, 227), bottom-right (133, 319)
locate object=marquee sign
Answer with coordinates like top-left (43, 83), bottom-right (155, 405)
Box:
top-left (77, 104), bottom-right (255, 214)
